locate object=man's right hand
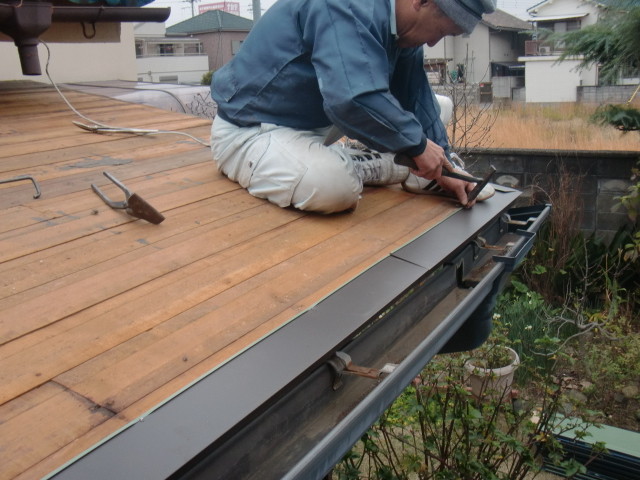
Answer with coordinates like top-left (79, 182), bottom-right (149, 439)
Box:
top-left (410, 139), bottom-right (446, 180)
top-left (409, 140), bottom-right (474, 207)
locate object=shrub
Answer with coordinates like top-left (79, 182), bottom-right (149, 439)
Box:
top-left (201, 70), bottom-right (214, 86)
top-left (332, 317), bottom-right (604, 480)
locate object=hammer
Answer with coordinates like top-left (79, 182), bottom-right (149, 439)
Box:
top-left (394, 153), bottom-right (496, 206)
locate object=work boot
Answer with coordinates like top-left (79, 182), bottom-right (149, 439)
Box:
top-left (401, 153), bottom-right (495, 201)
top-left (349, 149), bottom-right (409, 186)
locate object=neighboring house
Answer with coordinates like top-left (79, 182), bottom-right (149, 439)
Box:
top-left (166, 10), bottom-right (253, 74)
top-left (0, 22), bottom-right (137, 83)
top-left (521, 0), bottom-right (639, 102)
top-left (520, 0), bottom-right (601, 102)
top-left (424, 9), bottom-right (531, 100)
top-left (134, 22), bottom-right (210, 84)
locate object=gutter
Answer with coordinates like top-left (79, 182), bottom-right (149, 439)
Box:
top-left (48, 191), bottom-right (550, 480)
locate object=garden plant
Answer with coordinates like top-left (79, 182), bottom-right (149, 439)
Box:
top-left (330, 161), bottom-right (639, 480)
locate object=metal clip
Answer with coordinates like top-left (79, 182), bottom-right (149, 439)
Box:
top-left (327, 351), bottom-right (384, 391)
top-left (0, 175), bottom-right (41, 198)
top-left (91, 172), bottom-right (165, 224)
top-left (475, 236), bottom-right (506, 251)
top-left (501, 213), bottom-right (529, 227)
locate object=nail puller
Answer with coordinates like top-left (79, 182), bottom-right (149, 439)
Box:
top-left (91, 171), bottom-right (165, 224)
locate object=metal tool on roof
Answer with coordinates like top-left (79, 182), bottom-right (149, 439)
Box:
top-left (328, 351), bottom-right (384, 391)
top-left (91, 171), bottom-right (165, 224)
top-left (0, 174), bottom-right (41, 198)
top-left (394, 152), bottom-right (496, 207)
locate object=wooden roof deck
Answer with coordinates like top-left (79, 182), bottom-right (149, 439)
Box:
top-left (0, 83), bottom-right (460, 479)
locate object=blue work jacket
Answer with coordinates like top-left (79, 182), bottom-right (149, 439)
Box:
top-left (211, 0), bottom-right (450, 158)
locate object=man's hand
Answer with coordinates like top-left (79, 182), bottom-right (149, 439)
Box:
top-left (410, 140), bottom-right (475, 207)
top-left (435, 171), bottom-right (477, 208)
top-left (411, 139), bottom-right (445, 179)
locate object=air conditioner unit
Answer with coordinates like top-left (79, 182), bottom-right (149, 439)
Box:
top-left (539, 46), bottom-right (551, 55)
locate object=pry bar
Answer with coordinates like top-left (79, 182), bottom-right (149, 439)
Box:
top-left (91, 172), bottom-right (165, 224)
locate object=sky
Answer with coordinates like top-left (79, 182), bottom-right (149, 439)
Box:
top-left (151, 0), bottom-right (541, 28)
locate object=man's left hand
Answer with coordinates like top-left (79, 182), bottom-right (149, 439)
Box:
top-left (436, 171), bottom-right (477, 208)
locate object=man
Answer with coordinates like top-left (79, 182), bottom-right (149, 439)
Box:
top-left (210, 0), bottom-right (496, 213)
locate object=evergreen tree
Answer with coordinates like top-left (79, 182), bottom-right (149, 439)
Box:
top-left (557, 1), bottom-right (640, 131)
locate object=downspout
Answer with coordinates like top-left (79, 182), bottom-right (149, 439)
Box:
top-left (0, 1), bottom-right (170, 75)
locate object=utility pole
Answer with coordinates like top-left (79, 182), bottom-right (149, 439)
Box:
top-left (184, 0), bottom-right (197, 18)
top-left (252, 0), bottom-right (261, 23)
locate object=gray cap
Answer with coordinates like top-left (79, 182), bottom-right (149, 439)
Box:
top-left (433, 0), bottom-right (497, 34)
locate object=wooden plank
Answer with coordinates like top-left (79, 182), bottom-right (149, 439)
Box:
top-left (0, 143), bottom-right (213, 213)
top-left (0, 205), bottom-right (55, 234)
top-left (0, 186), bottom-right (254, 358)
top-left (0, 203), bottom-right (306, 401)
top-left (0, 150), bottom-right (216, 250)
top-left (0, 123), bottom-right (210, 175)
top-left (0, 382), bottom-right (114, 480)
top-left (0, 117), bottom-right (210, 161)
top-left (0, 184), bottom-right (246, 301)
top-left (0, 201), bottom-right (298, 345)
top-left (0, 157), bottom-right (218, 237)
top-left (0, 160), bottom-right (218, 238)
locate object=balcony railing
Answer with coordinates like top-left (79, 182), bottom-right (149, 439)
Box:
top-left (136, 52), bottom-right (207, 58)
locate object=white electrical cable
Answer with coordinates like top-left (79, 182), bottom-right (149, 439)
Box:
top-left (42, 41), bottom-right (211, 147)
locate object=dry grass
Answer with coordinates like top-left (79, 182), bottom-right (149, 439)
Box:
top-left (449, 103), bottom-right (640, 151)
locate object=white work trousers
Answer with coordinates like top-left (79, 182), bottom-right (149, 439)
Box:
top-left (210, 116), bottom-right (363, 214)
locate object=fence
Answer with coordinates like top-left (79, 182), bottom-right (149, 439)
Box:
top-left (464, 148), bottom-right (638, 240)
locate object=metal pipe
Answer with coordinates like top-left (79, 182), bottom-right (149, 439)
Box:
top-left (0, 2), bottom-right (170, 75)
top-left (0, 4), bottom-right (171, 24)
top-left (50, 6), bottom-right (170, 23)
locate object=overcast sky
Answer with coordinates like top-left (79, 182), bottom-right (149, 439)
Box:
top-left (151, 0), bottom-right (538, 28)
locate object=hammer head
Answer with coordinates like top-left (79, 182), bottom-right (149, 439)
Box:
top-left (126, 193), bottom-right (166, 224)
top-left (395, 153), bottom-right (496, 207)
top-left (465, 165), bottom-right (496, 207)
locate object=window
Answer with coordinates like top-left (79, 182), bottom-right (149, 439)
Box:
top-left (184, 43), bottom-right (203, 55)
top-left (231, 40), bottom-right (244, 55)
top-left (159, 75), bottom-right (179, 83)
top-left (157, 44), bottom-right (175, 56)
top-left (567, 19), bottom-right (581, 31)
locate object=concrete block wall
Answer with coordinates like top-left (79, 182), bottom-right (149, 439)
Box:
top-left (577, 85), bottom-right (639, 104)
top-left (463, 149), bottom-right (639, 240)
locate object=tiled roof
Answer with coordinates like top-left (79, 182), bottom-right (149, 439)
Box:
top-left (483, 9), bottom-right (531, 31)
top-left (166, 10), bottom-right (253, 35)
top-left (528, 0), bottom-right (640, 13)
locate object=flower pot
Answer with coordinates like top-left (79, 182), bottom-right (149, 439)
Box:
top-left (464, 346), bottom-right (520, 402)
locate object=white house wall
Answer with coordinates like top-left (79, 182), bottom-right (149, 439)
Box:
top-left (453, 27), bottom-right (492, 83)
top-left (521, 55), bottom-right (597, 102)
top-left (424, 37), bottom-right (447, 61)
top-left (0, 24), bottom-right (137, 82)
top-left (528, 0), bottom-right (600, 27)
top-left (134, 22), bottom-right (166, 37)
top-left (489, 31), bottom-right (519, 64)
top-left (136, 54), bottom-right (209, 84)
top-left (424, 24), bottom-right (493, 84)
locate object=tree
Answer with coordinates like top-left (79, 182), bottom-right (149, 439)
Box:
top-left (556, 1), bottom-right (640, 131)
